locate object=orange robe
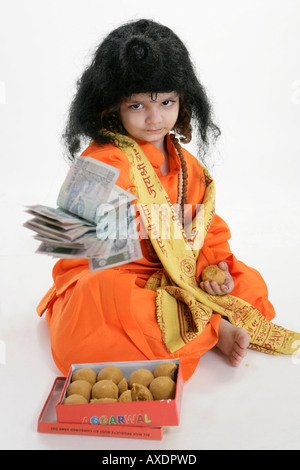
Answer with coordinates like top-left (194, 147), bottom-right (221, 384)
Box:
top-left (37, 135), bottom-right (275, 380)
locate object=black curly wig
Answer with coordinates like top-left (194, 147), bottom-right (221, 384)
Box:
top-left (63, 18), bottom-right (221, 163)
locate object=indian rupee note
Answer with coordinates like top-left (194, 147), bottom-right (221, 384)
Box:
top-left (57, 157), bottom-right (120, 224)
top-left (89, 203), bottom-right (142, 271)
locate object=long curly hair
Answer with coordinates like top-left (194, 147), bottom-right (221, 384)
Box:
top-left (62, 19), bottom-right (221, 164)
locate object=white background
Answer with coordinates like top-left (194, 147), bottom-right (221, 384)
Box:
top-left (0, 0), bottom-right (300, 450)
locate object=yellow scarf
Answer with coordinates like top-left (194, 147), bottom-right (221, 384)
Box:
top-left (110, 132), bottom-right (300, 358)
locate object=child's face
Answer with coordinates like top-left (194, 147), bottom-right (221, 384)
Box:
top-left (119, 92), bottom-right (180, 148)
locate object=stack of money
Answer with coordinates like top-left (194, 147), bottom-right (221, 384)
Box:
top-left (24, 157), bottom-right (142, 272)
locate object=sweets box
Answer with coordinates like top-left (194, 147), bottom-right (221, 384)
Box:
top-left (38, 359), bottom-right (183, 440)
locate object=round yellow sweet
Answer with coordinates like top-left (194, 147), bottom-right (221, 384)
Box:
top-left (128, 369), bottom-right (154, 388)
top-left (118, 377), bottom-right (128, 396)
top-left (131, 383), bottom-right (153, 401)
top-left (153, 362), bottom-right (178, 381)
top-left (63, 394), bottom-right (89, 405)
top-left (90, 398), bottom-right (117, 403)
top-left (71, 368), bottom-right (97, 386)
top-left (119, 390), bottom-right (132, 402)
top-left (97, 366), bottom-right (124, 385)
top-left (201, 265), bottom-right (226, 285)
top-left (149, 376), bottom-right (176, 400)
top-left (66, 380), bottom-right (92, 402)
top-left (92, 379), bottom-right (119, 400)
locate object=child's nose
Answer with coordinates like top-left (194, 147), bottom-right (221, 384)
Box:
top-left (145, 106), bottom-right (162, 126)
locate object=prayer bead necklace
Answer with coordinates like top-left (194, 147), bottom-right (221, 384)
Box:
top-left (170, 134), bottom-right (188, 223)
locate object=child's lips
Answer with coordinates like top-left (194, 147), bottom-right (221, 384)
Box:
top-left (145, 128), bottom-right (163, 133)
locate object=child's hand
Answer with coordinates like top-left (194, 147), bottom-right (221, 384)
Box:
top-left (200, 262), bottom-right (234, 296)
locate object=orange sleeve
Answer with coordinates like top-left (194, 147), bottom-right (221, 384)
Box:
top-left (37, 142), bottom-right (137, 319)
top-left (81, 142), bottom-right (135, 194)
top-left (196, 213), bottom-right (232, 276)
top-left (196, 213), bottom-right (275, 321)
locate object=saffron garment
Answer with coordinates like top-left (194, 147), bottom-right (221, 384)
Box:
top-left (37, 134), bottom-right (277, 381)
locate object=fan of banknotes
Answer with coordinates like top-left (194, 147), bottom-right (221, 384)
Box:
top-left (24, 157), bottom-right (142, 272)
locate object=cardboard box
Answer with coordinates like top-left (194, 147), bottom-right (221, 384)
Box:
top-left (38, 377), bottom-right (163, 440)
top-left (38, 358), bottom-right (183, 440)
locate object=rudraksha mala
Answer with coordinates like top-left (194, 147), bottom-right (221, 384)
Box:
top-left (170, 134), bottom-right (188, 224)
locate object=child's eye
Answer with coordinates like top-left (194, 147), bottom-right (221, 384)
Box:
top-left (162, 100), bottom-right (175, 107)
top-left (130, 103), bottom-right (143, 110)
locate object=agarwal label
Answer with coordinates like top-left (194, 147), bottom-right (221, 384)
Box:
top-left (86, 414), bottom-right (152, 426)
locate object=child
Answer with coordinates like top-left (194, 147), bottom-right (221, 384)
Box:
top-left (37, 19), bottom-right (299, 380)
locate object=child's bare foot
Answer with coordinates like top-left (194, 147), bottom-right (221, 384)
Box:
top-left (216, 319), bottom-right (250, 366)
